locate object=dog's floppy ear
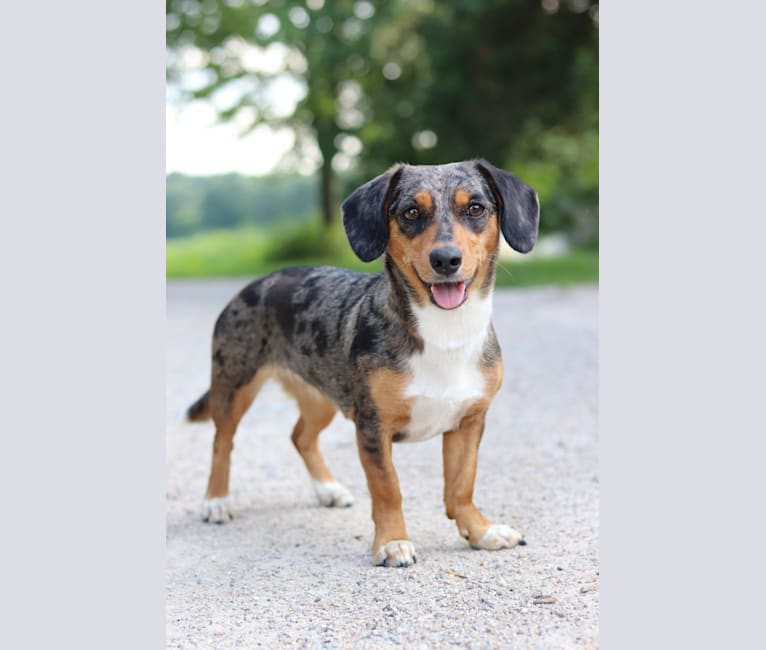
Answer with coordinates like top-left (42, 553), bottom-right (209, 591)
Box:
top-left (476, 159), bottom-right (540, 254)
top-left (341, 165), bottom-right (404, 262)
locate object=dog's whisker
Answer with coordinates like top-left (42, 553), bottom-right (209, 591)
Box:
top-left (496, 260), bottom-right (513, 278)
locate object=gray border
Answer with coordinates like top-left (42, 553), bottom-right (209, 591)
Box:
top-left (601, 2), bottom-right (766, 648)
top-left (0, 4), bottom-right (165, 648)
top-left (4, 2), bottom-right (766, 648)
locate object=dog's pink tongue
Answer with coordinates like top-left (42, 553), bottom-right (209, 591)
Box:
top-left (431, 281), bottom-right (466, 309)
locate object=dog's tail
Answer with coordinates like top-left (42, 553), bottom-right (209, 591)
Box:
top-left (186, 390), bottom-right (211, 422)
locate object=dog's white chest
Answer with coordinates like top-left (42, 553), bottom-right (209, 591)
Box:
top-left (401, 293), bottom-right (493, 443)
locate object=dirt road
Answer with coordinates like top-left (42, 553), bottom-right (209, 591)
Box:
top-left (166, 280), bottom-right (598, 648)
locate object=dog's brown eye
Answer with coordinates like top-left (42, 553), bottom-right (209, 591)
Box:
top-left (467, 203), bottom-right (486, 218)
top-left (402, 207), bottom-right (420, 221)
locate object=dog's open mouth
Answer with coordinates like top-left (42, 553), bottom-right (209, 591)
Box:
top-left (430, 281), bottom-right (467, 310)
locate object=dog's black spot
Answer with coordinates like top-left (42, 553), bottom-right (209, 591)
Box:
top-left (350, 313), bottom-right (378, 359)
top-left (301, 275), bottom-right (322, 300)
top-left (518, 539), bottom-right (527, 546)
top-left (355, 403), bottom-right (384, 466)
top-left (239, 282), bottom-right (261, 307)
top-left (264, 272), bottom-right (304, 337)
top-left (396, 214), bottom-right (430, 239)
top-left (233, 377), bottom-right (249, 390)
top-left (310, 319), bottom-right (328, 355)
top-left (392, 432), bottom-right (407, 443)
top-left (363, 443), bottom-right (380, 456)
top-left (460, 212), bottom-right (490, 235)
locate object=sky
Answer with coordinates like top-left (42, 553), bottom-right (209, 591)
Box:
top-left (165, 100), bottom-right (295, 177)
top-left (166, 35), bottom-right (310, 178)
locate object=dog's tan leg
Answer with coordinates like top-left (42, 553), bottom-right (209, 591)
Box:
top-left (357, 367), bottom-right (415, 566)
top-left (289, 387), bottom-right (353, 507)
top-left (443, 408), bottom-right (525, 549)
top-left (275, 369), bottom-right (353, 507)
top-left (357, 431), bottom-right (414, 567)
top-left (203, 370), bottom-right (268, 523)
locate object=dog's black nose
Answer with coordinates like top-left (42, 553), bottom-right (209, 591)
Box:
top-left (429, 246), bottom-right (462, 276)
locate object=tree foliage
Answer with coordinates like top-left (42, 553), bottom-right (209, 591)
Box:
top-left (166, 0), bottom-right (598, 244)
top-left (166, 172), bottom-right (317, 238)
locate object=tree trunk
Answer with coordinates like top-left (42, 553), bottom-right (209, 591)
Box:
top-left (319, 159), bottom-right (335, 227)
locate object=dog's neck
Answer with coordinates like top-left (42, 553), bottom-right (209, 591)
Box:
top-left (382, 254), bottom-right (494, 351)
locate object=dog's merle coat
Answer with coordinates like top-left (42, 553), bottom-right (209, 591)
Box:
top-left (187, 159), bottom-right (540, 566)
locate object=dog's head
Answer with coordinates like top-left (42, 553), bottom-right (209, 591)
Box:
top-left (342, 160), bottom-right (540, 310)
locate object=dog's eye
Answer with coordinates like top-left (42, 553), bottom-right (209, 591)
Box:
top-left (467, 203), bottom-right (486, 218)
top-left (402, 207), bottom-right (420, 221)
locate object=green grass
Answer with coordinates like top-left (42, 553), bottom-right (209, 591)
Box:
top-left (493, 250), bottom-right (599, 287)
top-left (166, 223), bottom-right (597, 287)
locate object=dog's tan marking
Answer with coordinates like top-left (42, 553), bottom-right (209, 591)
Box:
top-left (454, 188), bottom-right (471, 210)
top-left (368, 367), bottom-right (412, 431)
top-left (415, 190), bottom-right (433, 212)
top-left (449, 217), bottom-right (498, 299)
top-left (358, 368), bottom-right (414, 560)
top-left (277, 368), bottom-right (338, 484)
top-left (389, 188), bottom-right (499, 305)
top-left (442, 360), bottom-right (514, 546)
top-left (205, 365), bottom-right (351, 513)
top-left (474, 211), bottom-right (500, 294)
top-left (205, 367), bottom-right (272, 502)
top-left (387, 220), bottom-right (435, 305)
top-left (276, 367), bottom-right (355, 506)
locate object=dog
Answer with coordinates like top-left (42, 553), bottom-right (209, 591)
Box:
top-left (186, 159), bottom-right (540, 567)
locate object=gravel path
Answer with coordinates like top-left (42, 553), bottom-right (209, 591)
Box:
top-left (166, 280), bottom-right (599, 649)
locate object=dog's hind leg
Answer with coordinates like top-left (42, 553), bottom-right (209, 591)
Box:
top-left (202, 368), bottom-right (270, 523)
top-left (278, 371), bottom-right (353, 507)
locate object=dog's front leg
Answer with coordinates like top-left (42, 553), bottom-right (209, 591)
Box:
top-left (443, 408), bottom-right (525, 550)
top-left (356, 427), bottom-right (415, 567)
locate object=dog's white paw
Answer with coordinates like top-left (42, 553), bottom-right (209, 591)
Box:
top-left (373, 540), bottom-right (417, 567)
top-left (313, 480), bottom-right (354, 508)
top-left (201, 497), bottom-right (233, 524)
top-left (471, 524), bottom-right (525, 550)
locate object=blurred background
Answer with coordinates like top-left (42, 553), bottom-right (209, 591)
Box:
top-left (166, 0), bottom-right (598, 286)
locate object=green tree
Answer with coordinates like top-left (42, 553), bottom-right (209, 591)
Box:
top-left (166, 0), bottom-right (598, 243)
top-left (167, 0), bottom-right (399, 226)
top-left (351, 0), bottom-right (598, 243)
